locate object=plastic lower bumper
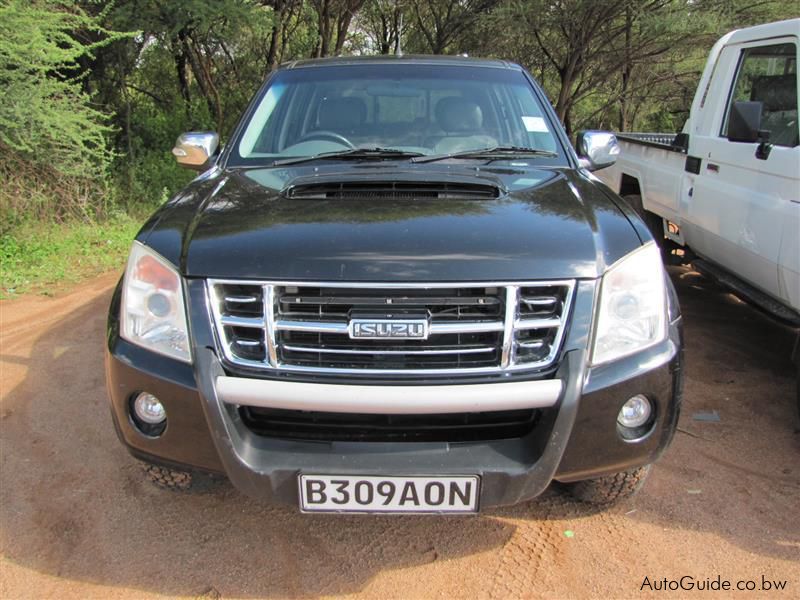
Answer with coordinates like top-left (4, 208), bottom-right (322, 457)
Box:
top-left (106, 322), bottom-right (682, 509)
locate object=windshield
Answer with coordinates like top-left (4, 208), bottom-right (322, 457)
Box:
top-left (228, 63), bottom-right (567, 166)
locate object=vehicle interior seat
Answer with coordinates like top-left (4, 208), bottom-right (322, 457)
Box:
top-left (428, 97), bottom-right (497, 154)
top-left (316, 96), bottom-right (368, 139)
top-left (750, 74), bottom-right (799, 147)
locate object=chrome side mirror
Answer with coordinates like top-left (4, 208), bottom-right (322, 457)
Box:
top-left (575, 130), bottom-right (620, 171)
top-left (172, 131), bottom-right (220, 170)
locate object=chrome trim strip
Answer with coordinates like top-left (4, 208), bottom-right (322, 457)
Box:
top-left (518, 340), bottom-right (546, 349)
top-left (275, 320), bottom-right (348, 334)
top-left (264, 285), bottom-right (278, 367)
top-left (500, 286), bottom-right (518, 368)
top-left (430, 321), bottom-right (505, 334)
top-left (514, 318), bottom-right (562, 330)
top-left (224, 295), bottom-right (259, 303)
top-left (520, 296), bottom-right (558, 306)
top-left (209, 278), bottom-right (576, 288)
top-left (233, 339), bottom-right (261, 347)
top-left (281, 344), bottom-right (496, 356)
top-left (274, 319), bottom-right (505, 335)
top-left (220, 315), bottom-right (265, 328)
top-left (216, 376), bottom-right (564, 414)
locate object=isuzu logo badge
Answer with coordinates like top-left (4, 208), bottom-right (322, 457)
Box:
top-left (348, 318), bottom-right (429, 340)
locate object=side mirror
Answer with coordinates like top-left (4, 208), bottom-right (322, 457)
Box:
top-left (575, 130), bottom-right (620, 171)
top-left (727, 101), bottom-right (763, 143)
top-left (172, 131), bottom-right (220, 170)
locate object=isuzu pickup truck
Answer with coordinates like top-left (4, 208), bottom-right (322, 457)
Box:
top-left (105, 55), bottom-right (683, 513)
top-left (596, 20), bottom-right (799, 399)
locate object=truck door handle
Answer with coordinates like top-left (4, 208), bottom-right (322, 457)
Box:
top-left (706, 163), bottom-right (719, 173)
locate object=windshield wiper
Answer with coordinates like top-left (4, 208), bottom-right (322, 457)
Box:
top-left (272, 147), bottom-right (424, 166)
top-left (411, 146), bottom-right (557, 164)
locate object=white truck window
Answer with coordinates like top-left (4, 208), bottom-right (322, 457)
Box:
top-left (721, 43), bottom-right (798, 147)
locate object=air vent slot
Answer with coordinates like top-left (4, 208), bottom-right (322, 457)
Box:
top-left (518, 285), bottom-right (568, 319)
top-left (286, 181), bottom-right (500, 201)
top-left (239, 406), bottom-right (541, 443)
top-left (221, 284), bottom-right (263, 318)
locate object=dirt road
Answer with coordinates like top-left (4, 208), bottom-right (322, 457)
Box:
top-left (1, 267), bottom-right (798, 599)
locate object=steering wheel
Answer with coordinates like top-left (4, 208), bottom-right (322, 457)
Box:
top-left (296, 130), bottom-right (356, 148)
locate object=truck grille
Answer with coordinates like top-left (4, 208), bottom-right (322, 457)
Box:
top-left (207, 280), bottom-right (574, 376)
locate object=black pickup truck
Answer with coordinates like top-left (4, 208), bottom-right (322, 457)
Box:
top-left (105, 55), bottom-right (683, 513)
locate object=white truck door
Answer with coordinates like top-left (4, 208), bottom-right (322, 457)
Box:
top-left (688, 39), bottom-right (798, 301)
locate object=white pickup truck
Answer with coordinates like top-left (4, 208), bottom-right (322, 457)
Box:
top-left (597, 19), bottom-right (799, 330)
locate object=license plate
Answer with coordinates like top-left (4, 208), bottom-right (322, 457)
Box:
top-left (298, 475), bottom-right (480, 514)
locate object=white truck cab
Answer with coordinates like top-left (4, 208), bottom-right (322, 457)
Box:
top-left (598, 19), bottom-right (799, 321)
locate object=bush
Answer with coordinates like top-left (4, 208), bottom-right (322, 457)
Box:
top-left (0, 215), bottom-right (141, 297)
top-left (0, 1), bottom-right (129, 225)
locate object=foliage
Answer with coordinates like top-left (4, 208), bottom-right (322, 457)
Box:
top-left (0, 0), bottom-right (132, 225)
top-left (0, 0), bottom-right (127, 177)
top-left (0, 213), bottom-right (140, 297)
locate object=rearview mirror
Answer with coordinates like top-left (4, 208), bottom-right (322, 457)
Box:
top-left (727, 101), bottom-right (763, 143)
top-left (172, 131), bottom-right (220, 170)
top-left (575, 130), bottom-right (620, 171)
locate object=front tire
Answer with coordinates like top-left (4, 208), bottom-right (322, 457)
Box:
top-left (567, 465), bottom-right (651, 505)
top-left (141, 462), bottom-right (194, 491)
top-left (140, 460), bottom-right (223, 492)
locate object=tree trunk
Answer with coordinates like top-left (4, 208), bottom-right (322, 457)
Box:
top-left (618, 4), bottom-right (633, 131)
top-left (267, 1), bottom-right (285, 72)
top-left (180, 31), bottom-right (221, 129)
top-left (171, 37), bottom-right (191, 112)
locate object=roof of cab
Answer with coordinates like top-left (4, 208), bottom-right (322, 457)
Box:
top-left (281, 54), bottom-right (521, 70)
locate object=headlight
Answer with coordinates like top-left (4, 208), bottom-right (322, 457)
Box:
top-left (591, 243), bottom-right (667, 365)
top-left (121, 241), bottom-right (191, 363)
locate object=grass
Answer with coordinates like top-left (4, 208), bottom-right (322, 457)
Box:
top-left (0, 215), bottom-right (142, 299)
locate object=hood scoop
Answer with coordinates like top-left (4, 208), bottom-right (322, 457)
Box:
top-left (284, 180), bottom-right (501, 201)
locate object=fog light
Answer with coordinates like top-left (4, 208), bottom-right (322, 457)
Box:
top-left (133, 392), bottom-right (166, 425)
top-left (618, 395), bottom-right (652, 428)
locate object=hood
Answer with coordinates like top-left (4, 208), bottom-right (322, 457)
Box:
top-left (143, 164), bottom-right (641, 282)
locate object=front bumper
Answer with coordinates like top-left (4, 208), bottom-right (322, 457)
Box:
top-left (105, 278), bottom-right (683, 508)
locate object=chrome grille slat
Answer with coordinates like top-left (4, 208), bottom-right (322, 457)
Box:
top-left (514, 318), bottom-right (562, 330)
top-left (431, 321), bottom-right (504, 334)
top-left (220, 315), bottom-right (265, 328)
top-left (521, 296), bottom-right (557, 306)
top-left (225, 295), bottom-right (259, 303)
top-left (234, 339), bottom-right (261, 347)
top-left (280, 295), bottom-right (500, 307)
top-left (518, 340), bottom-right (546, 349)
top-left (274, 320), bottom-right (505, 334)
top-left (208, 279), bottom-right (575, 375)
top-left (282, 344), bottom-right (496, 356)
top-left (275, 320), bottom-right (349, 333)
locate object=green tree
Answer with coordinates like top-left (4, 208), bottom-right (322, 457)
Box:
top-left (0, 0), bottom-right (132, 223)
top-left (0, 0), bottom-right (126, 177)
